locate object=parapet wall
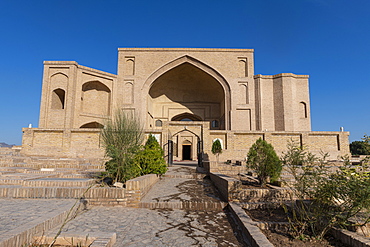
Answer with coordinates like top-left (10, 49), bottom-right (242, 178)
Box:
top-left (22, 128), bottom-right (104, 158)
top-left (206, 130), bottom-right (350, 161)
top-left (22, 127), bottom-right (350, 161)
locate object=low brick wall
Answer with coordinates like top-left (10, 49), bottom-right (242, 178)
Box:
top-left (233, 187), bottom-right (295, 203)
top-left (204, 161), bottom-right (248, 176)
top-left (125, 174), bottom-right (159, 200)
top-left (209, 172), bottom-right (295, 204)
top-left (209, 173), bottom-right (241, 201)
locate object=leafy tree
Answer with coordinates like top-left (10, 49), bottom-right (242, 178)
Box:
top-left (313, 161), bottom-right (370, 239)
top-left (282, 140), bottom-right (370, 240)
top-left (246, 138), bottom-right (282, 186)
top-left (350, 135), bottom-right (370, 155)
top-left (101, 110), bottom-right (143, 183)
top-left (133, 134), bottom-right (167, 176)
top-left (211, 139), bottom-right (222, 163)
top-left (281, 141), bottom-right (329, 238)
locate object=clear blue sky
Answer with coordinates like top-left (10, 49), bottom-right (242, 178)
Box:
top-left (0, 0), bottom-right (369, 145)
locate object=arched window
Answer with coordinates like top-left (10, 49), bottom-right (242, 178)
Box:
top-left (211, 120), bottom-right (219, 128)
top-left (300, 102), bottom-right (307, 118)
top-left (155, 120), bottom-right (163, 127)
top-left (125, 58), bottom-right (135, 75)
top-left (238, 59), bottom-right (248, 77)
top-left (51, 88), bottom-right (65, 109)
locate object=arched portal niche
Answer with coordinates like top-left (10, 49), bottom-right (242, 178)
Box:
top-left (81, 81), bottom-right (111, 116)
top-left (148, 61), bottom-right (227, 129)
top-left (51, 88), bottom-right (65, 109)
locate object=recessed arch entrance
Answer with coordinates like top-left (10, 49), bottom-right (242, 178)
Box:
top-left (168, 127), bottom-right (203, 165)
top-left (144, 56), bottom-right (231, 130)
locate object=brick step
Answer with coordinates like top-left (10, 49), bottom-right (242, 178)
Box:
top-left (139, 201), bottom-right (226, 211)
top-left (15, 163), bottom-right (103, 170)
top-left (0, 185), bottom-right (137, 200)
top-left (163, 174), bottom-right (205, 179)
top-left (23, 178), bottom-right (96, 187)
top-left (238, 202), bottom-right (287, 210)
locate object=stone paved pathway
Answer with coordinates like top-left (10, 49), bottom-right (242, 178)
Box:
top-left (45, 162), bottom-right (243, 246)
top-left (48, 206), bottom-right (241, 246)
top-left (0, 162), bottom-right (245, 246)
top-left (142, 162), bottom-right (222, 204)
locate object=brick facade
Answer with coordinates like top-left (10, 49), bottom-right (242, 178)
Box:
top-left (22, 48), bottom-right (350, 160)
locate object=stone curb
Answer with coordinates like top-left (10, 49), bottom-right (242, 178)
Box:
top-left (330, 228), bottom-right (370, 247)
top-left (228, 202), bottom-right (274, 247)
top-left (0, 201), bottom-right (78, 247)
top-left (34, 232), bottom-right (116, 247)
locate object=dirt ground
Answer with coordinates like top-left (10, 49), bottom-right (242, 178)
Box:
top-left (246, 208), bottom-right (351, 247)
top-left (262, 229), bottom-right (350, 247)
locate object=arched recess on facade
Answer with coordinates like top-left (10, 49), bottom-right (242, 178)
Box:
top-left (144, 55), bottom-right (231, 130)
top-left (81, 81), bottom-right (111, 116)
top-left (51, 72), bottom-right (69, 79)
top-left (80, 121), bottom-right (104, 128)
top-left (51, 88), bottom-right (66, 109)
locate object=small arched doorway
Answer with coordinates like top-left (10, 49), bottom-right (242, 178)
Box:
top-left (182, 140), bottom-right (192, 160)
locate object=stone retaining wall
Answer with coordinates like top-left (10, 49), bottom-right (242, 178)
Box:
top-left (209, 172), bottom-right (295, 204)
top-left (209, 173), bottom-right (241, 201)
top-left (227, 203), bottom-right (274, 247)
top-left (330, 228), bottom-right (370, 247)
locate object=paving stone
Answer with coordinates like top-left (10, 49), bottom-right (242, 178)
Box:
top-left (0, 162), bottom-right (245, 247)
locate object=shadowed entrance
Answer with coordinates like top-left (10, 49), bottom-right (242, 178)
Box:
top-left (148, 62), bottom-right (226, 130)
top-left (182, 143), bottom-right (192, 160)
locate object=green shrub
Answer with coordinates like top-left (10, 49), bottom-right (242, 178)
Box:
top-left (133, 134), bottom-right (167, 176)
top-left (246, 138), bottom-right (282, 186)
top-left (211, 139), bottom-right (222, 163)
top-left (101, 110), bottom-right (143, 183)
